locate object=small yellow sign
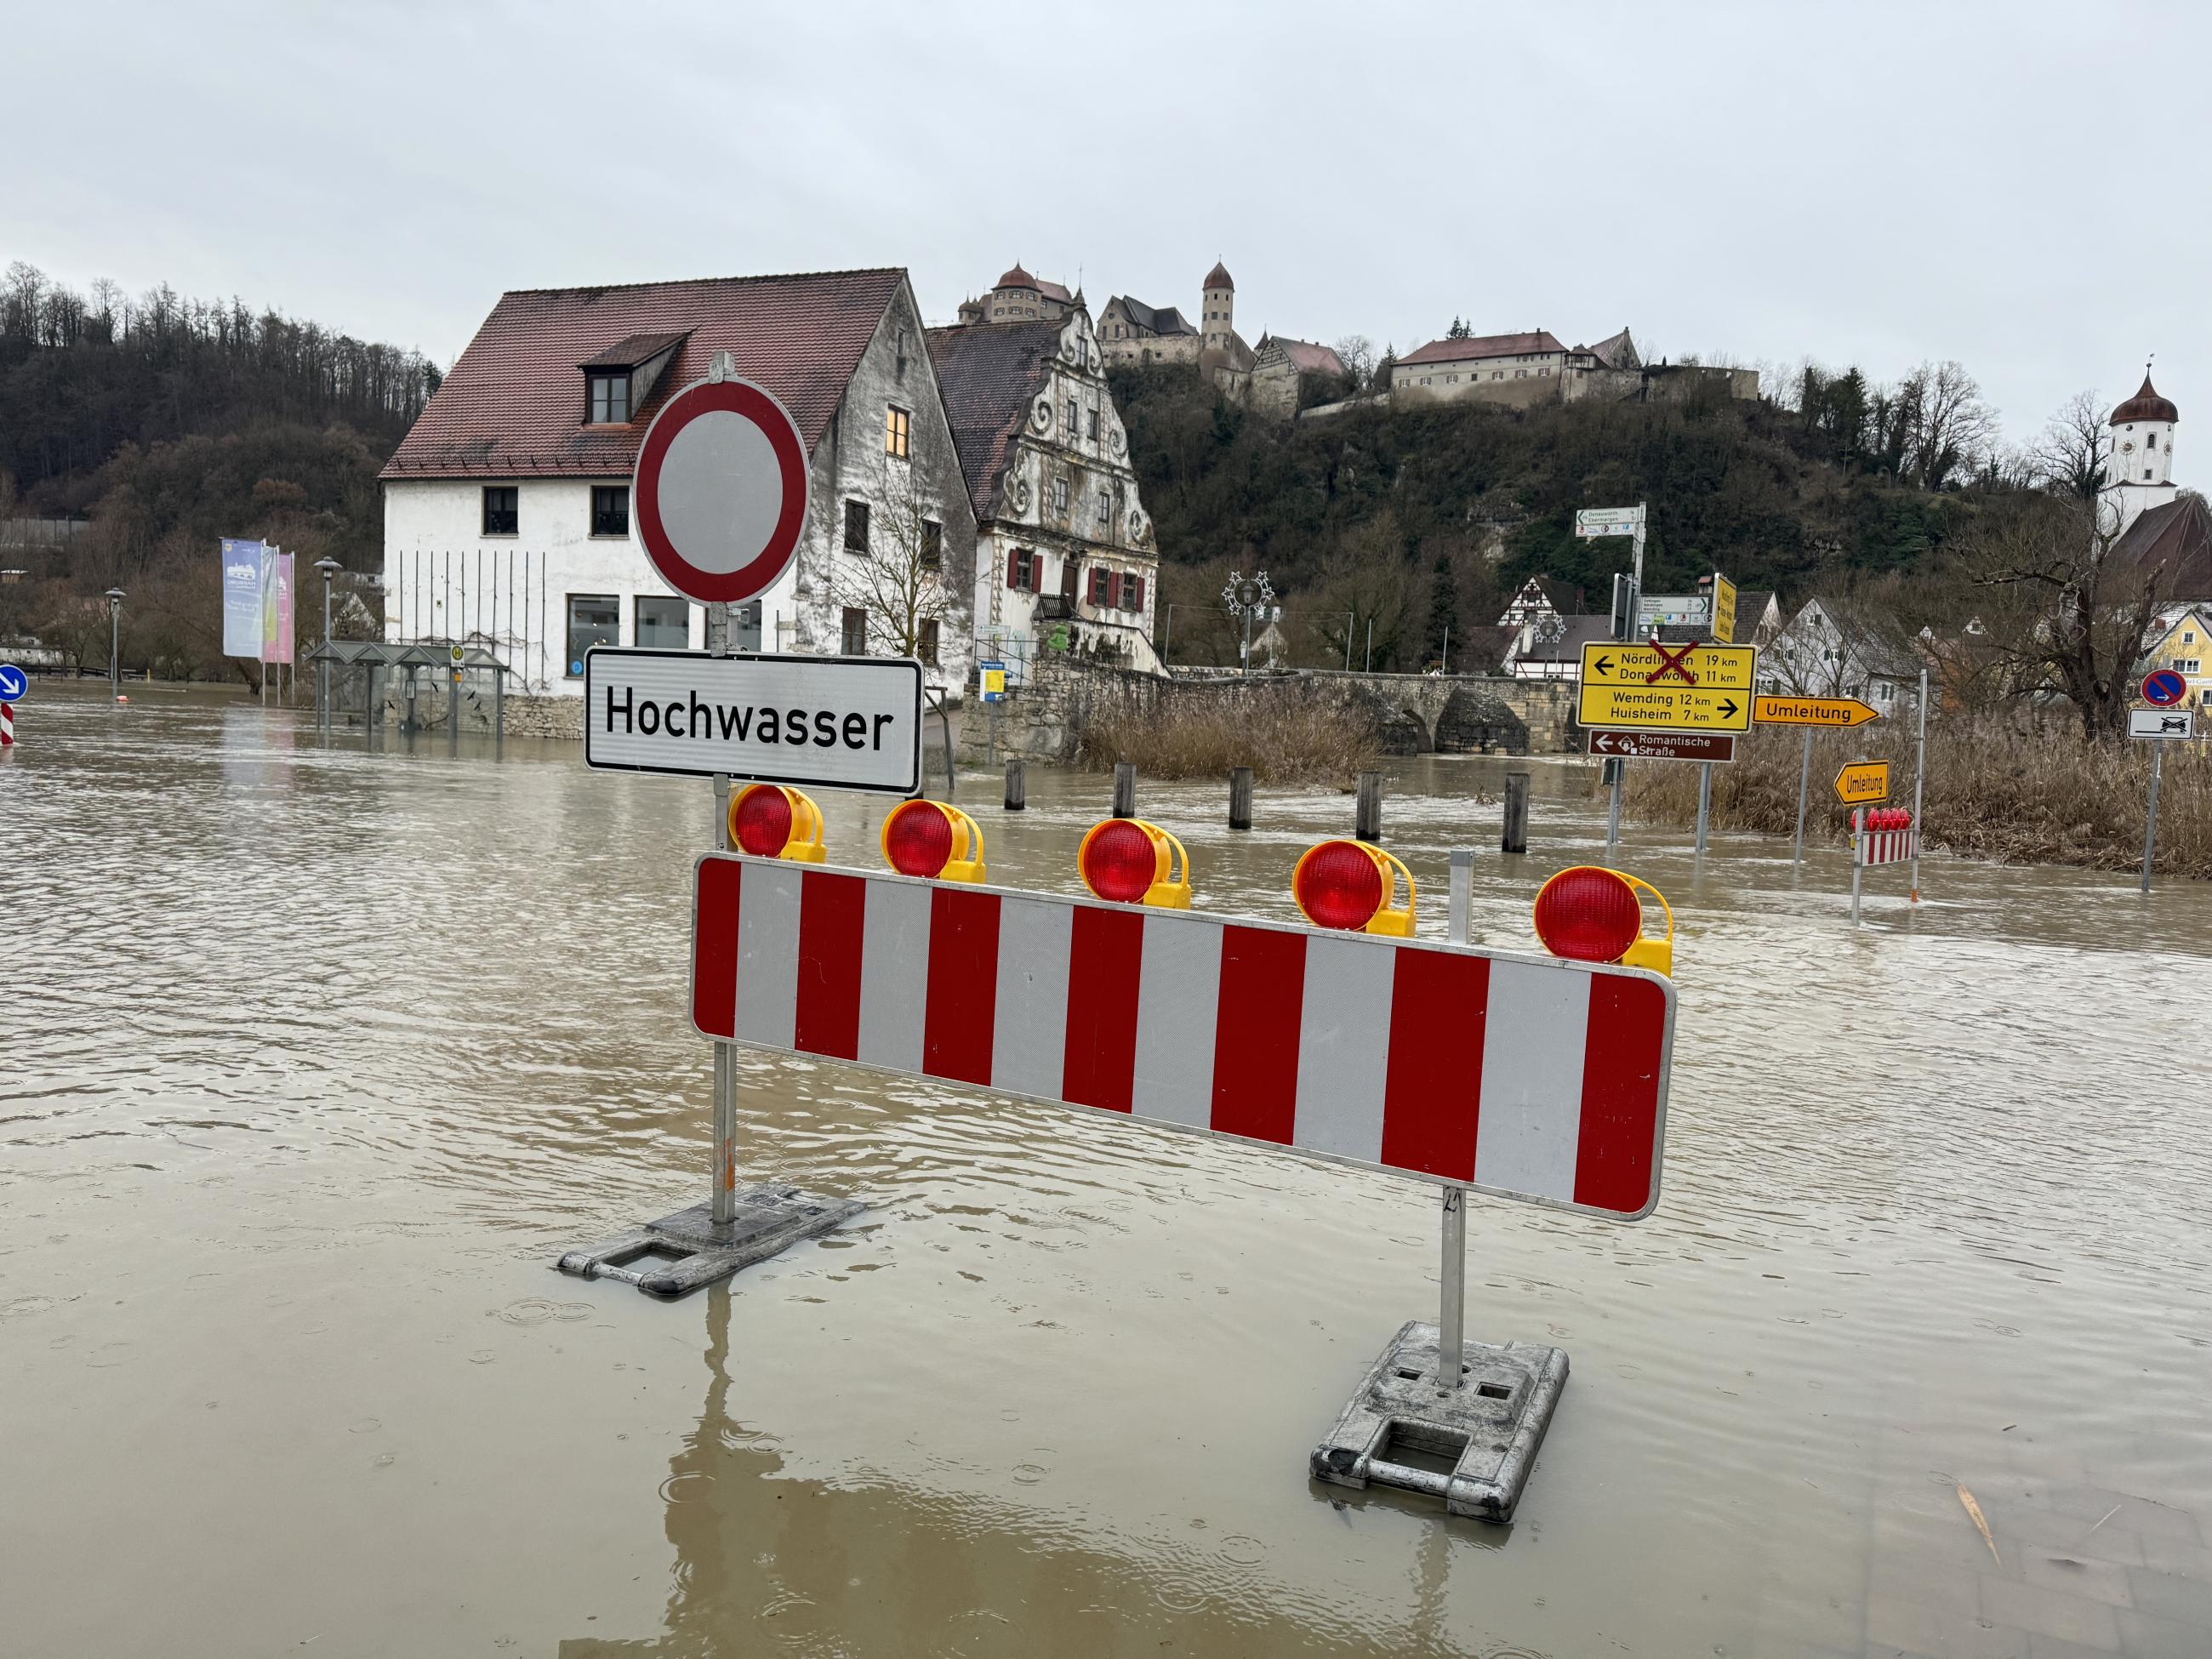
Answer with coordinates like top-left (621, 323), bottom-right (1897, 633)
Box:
top-left (1833, 761), bottom-right (1890, 805)
top-left (1578, 641), bottom-right (1757, 733)
top-left (1710, 574), bottom-right (1736, 645)
top-left (1755, 694), bottom-right (1880, 728)
top-left (981, 666), bottom-right (1006, 697)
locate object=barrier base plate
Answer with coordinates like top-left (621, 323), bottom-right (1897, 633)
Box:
top-left (555, 1185), bottom-right (864, 1299)
top-left (1309, 1320), bottom-right (1568, 1523)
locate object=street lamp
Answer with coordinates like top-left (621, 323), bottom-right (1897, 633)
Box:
top-left (314, 556), bottom-right (341, 727)
top-left (104, 588), bottom-right (125, 702)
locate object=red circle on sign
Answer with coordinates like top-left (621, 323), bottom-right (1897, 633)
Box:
top-left (2143, 669), bottom-right (2187, 707)
top-left (634, 377), bottom-right (810, 605)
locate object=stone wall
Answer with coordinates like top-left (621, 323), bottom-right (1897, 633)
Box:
top-left (958, 659), bottom-right (1583, 766)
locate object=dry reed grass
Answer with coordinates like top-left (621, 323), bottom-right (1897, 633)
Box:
top-left (1076, 687), bottom-right (1382, 785)
top-left (1625, 719), bottom-right (2212, 880)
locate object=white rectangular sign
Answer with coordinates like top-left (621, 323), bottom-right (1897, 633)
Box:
top-left (1576, 505), bottom-right (1644, 536)
top-left (584, 648), bottom-right (923, 794)
top-left (2130, 708), bottom-right (2196, 740)
top-left (1635, 595), bottom-right (1709, 627)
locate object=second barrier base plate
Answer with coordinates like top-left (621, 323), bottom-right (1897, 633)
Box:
top-left (1309, 1320), bottom-right (1569, 1523)
top-left (555, 1184), bottom-right (864, 1298)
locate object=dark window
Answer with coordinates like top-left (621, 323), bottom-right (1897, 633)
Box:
top-left (1088, 567), bottom-right (1118, 607)
top-left (1051, 478), bottom-right (1069, 517)
top-left (482, 486), bottom-right (518, 536)
top-left (2149, 432), bottom-right (2158, 451)
top-left (1121, 573), bottom-right (1145, 613)
top-left (565, 594), bottom-right (619, 677)
top-left (841, 607), bottom-right (867, 655)
top-left (844, 499), bottom-right (870, 553)
top-left (591, 486), bottom-right (629, 536)
top-left (917, 619), bottom-right (939, 665)
top-left (921, 519), bottom-right (943, 570)
top-left (587, 373), bottom-right (630, 425)
top-left (1087, 408), bottom-right (1099, 439)
top-left (636, 595), bottom-right (690, 647)
top-left (1006, 548), bottom-right (1040, 591)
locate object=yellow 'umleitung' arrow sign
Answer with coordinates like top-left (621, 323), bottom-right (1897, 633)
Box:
top-left (1833, 761), bottom-right (1890, 805)
top-left (1755, 694), bottom-right (1879, 728)
top-left (1578, 641), bottom-right (1756, 733)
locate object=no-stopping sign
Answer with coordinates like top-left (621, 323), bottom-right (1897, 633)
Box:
top-left (635, 376), bottom-right (810, 605)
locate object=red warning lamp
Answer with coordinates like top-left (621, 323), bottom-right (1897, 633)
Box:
top-left (881, 799), bottom-right (986, 884)
top-left (1531, 866), bottom-right (1673, 977)
top-left (1077, 818), bottom-right (1191, 909)
top-left (727, 784), bottom-right (826, 864)
top-left (1291, 839), bottom-right (1416, 937)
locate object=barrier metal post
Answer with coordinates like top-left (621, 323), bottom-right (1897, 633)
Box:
top-left (1793, 729), bottom-right (1813, 867)
top-left (1438, 1186), bottom-right (1467, 1393)
top-left (1605, 761), bottom-right (1623, 866)
top-left (1448, 847), bottom-right (1473, 944)
top-left (1694, 761), bottom-right (1713, 856)
top-left (709, 600), bottom-right (738, 1229)
top-left (1912, 666), bottom-right (1928, 902)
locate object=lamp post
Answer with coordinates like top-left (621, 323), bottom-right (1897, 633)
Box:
top-left (314, 556), bottom-right (341, 728)
top-left (105, 587), bottom-right (125, 702)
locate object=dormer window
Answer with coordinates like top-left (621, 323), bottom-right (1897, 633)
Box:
top-left (588, 373), bottom-right (630, 425)
top-left (578, 330), bottom-right (690, 427)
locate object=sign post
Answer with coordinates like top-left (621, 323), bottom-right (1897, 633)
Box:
top-left (1911, 667), bottom-right (1929, 903)
top-left (1835, 763), bottom-right (1893, 924)
top-left (1576, 505), bottom-right (1645, 864)
top-left (2135, 673), bottom-right (2192, 894)
top-left (1754, 694), bottom-right (1881, 867)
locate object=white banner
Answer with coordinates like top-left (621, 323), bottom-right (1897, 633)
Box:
top-left (584, 649), bottom-right (923, 794)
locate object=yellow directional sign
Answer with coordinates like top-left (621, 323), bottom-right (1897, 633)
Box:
top-left (1755, 693), bottom-right (1880, 728)
top-left (1833, 761), bottom-right (1890, 805)
top-left (1710, 574), bottom-right (1736, 645)
top-left (1578, 641), bottom-right (1757, 733)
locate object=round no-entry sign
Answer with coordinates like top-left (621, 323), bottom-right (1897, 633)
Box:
top-left (2142, 668), bottom-right (2187, 707)
top-left (634, 376), bottom-right (810, 606)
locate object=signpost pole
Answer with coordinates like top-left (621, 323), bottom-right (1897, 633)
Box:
top-left (1793, 730), bottom-right (1812, 867)
top-left (1911, 666), bottom-right (1928, 903)
top-left (1850, 807), bottom-right (1864, 926)
top-left (709, 598), bottom-right (739, 1229)
top-left (1605, 767), bottom-right (1623, 865)
top-left (1438, 1186), bottom-right (1466, 1393)
top-left (2141, 736), bottom-right (2164, 897)
top-left (1694, 761), bottom-right (1712, 856)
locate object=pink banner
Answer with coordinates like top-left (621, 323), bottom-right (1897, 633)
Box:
top-left (262, 551), bottom-right (295, 664)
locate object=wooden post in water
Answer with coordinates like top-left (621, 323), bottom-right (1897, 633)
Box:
top-left (1004, 760), bottom-right (1026, 812)
top-left (1502, 770), bottom-right (1530, 854)
top-left (1355, 770), bottom-right (1382, 841)
top-left (1229, 766), bottom-right (1253, 830)
top-left (1112, 761), bottom-right (1137, 818)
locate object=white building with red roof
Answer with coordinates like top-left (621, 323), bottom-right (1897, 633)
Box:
top-left (955, 264), bottom-right (1079, 328)
top-left (379, 268), bottom-right (978, 700)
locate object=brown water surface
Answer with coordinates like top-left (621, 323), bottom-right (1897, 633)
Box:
top-left (5, 684), bottom-right (2211, 1657)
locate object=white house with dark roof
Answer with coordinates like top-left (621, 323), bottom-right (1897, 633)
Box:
top-left (378, 268), bottom-right (978, 698)
top-left (926, 308), bottom-right (1162, 677)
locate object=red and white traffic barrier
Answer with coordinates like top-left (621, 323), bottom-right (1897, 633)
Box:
top-left (1856, 809), bottom-right (1918, 867)
top-left (0, 701), bottom-right (13, 748)
top-left (691, 855), bottom-right (1675, 1219)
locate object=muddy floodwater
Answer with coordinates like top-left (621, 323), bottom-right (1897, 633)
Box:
top-left (8, 684), bottom-right (2212, 1659)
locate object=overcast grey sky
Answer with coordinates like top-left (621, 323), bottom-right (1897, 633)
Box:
top-left (9, 1), bottom-right (2203, 449)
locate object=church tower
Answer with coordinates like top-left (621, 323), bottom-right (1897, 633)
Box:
top-left (1200, 260), bottom-right (1234, 363)
top-left (2107, 369), bottom-right (2179, 538)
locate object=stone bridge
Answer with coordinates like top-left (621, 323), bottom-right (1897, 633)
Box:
top-left (966, 661), bottom-right (1581, 765)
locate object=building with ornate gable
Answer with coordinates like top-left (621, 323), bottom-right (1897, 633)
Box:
top-left (926, 308), bottom-right (1163, 678)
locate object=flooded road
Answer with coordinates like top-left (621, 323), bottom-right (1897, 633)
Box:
top-left (7, 683), bottom-right (2212, 1658)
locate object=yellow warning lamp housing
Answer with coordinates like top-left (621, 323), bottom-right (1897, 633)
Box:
top-left (880, 798), bottom-right (987, 884)
top-left (727, 783), bottom-right (828, 864)
top-left (1076, 818), bottom-right (1194, 909)
top-left (1530, 865), bottom-right (1673, 978)
top-left (1291, 839), bottom-right (1417, 938)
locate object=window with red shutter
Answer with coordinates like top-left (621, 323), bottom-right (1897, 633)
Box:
top-left (1122, 573), bottom-right (1145, 613)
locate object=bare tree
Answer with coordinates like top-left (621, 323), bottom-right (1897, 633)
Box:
top-left (1308, 513), bottom-right (1415, 670)
top-left (832, 458), bottom-right (953, 665)
top-left (1967, 491), bottom-right (2166, 740)
top-left (1332, 334), bottom-right (1377, 391)
top-left (1901, 360), bottom-right (1998, 490)
top-left (2029, 390), bottom-right (2112, 501)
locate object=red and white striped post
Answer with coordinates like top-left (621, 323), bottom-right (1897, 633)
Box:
top-left (1, 701), bottom-right (14, 749)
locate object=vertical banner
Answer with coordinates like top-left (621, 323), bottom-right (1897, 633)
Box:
top-left (221, 539), bottom-right (266, 658)
top-left (265, 551), bottom-right (295, 664)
